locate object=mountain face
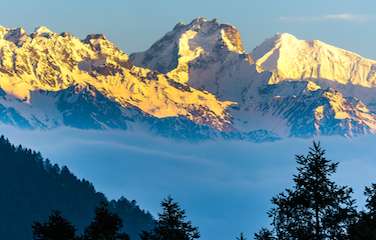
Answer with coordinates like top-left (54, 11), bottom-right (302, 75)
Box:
top-left (131, 18), bottom-right (376, 137)
top-left (131, 17), bottom-right (269, 102)
top-left (0, 135), bottom-right (154, 240)
top-left (252, 33), bottom-right (376, 88)
top-left (253, 82), bottom-right (376, 137)
top-left (0, 25), bottom-right (231, 132)
top-left (1, 19), bottom-right (376, 139)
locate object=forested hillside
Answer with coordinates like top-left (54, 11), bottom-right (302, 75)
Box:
top-left (0, 135), bottom-right (154, 240)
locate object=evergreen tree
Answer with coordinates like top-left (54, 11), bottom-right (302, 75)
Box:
top-left (139, 230), bottom-right (152, 240)
top-left (142, 196), bottom-right (200, 240)
top-left (237, 232), bottom-right (247, 240)
top-left (254, 228), bottom-right (274, 240)
top-left (260, 142), bottom-right (357, 240)
top-left (83, 202), bottom-right (129, 240)
top-left (348, 184), bottom-right (376, 239)
top-left (32, 210), bottom-right (77, 240)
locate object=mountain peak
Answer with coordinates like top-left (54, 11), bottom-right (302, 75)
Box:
top-left (33, 26), bottom-right (54, 36)
top-left (183, 17), bottom-right (244, 54)
top-left (274, 32), bottom-right (298, 40)
top-left (252, 32), bottom-right (376, 87)
top-left (131, 18), bottom-right (245, 75)
top-left (186, 17), bottom-right (222, 30)
top-left (252, 32), bottom-right (298, 60)
top-left (189, 17), bottom-right (209, 25)
top-left (84, 33), bottom-right (107, 42)
top-left (269, 33), bottom-right (328, 50)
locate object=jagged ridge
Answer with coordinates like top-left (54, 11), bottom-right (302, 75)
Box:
top-left (0, 25), bottom-right (232, 132)
top-left (1, 18), bottom-right (376, 139)
top-left (131, 18), bottom-right (376, 138)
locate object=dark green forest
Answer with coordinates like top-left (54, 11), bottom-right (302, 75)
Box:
top-left (0, 135), bottom-right (154, 240)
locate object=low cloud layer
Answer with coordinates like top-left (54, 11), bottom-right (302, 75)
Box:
top-left (1, 126), bottom-right (376, 240)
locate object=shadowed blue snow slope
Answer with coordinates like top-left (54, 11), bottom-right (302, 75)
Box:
top-left (1, 126), bottom-right (376, 240)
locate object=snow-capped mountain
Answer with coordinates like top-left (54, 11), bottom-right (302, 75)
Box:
top-left (0, 24), bottom-right (234, 131)
top-left (1, 18), bottom-right (376, 139)
top-left (253, 33), bottom-right (376, 88)
top-left (131, 17), bottom-right (269, 102)
top-left (131, 18), bottom-right (376, 138)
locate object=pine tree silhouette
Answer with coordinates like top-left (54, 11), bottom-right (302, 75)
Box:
top-left (141, 196), bottom-right (200, 240)
top-left (254, 228), bottom-right (274, 240)
top-left (83, 202), bottom-right (129, 240)
top-left (349, 184), bottom-right (376, 239)
top-left (258, 142), bottom-right (357, 240)
top-left (237, 232), bottom-right (247, 240)
top-left (32, 210), bottom-right (77, 240)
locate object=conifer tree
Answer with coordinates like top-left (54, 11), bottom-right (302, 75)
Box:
top-left (141, 196), bottom-right (200, 240)
top-left (254, 228), bottom-right (274, 240)
top-left (32, 210), bottom-right (77, 240)
top-left (83, 202), bottom-right (129, 240)
top-left (237, 232), bottom-right (247, 240)
top-left (348, 184), bottom-right (376, 239)
top-left (259, 142), bottom-right (356, 240)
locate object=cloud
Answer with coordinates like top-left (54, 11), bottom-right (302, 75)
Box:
top-left (279, 13), bottom-right (374, 23)
top-left (3, 126), bottom-right (376, 240)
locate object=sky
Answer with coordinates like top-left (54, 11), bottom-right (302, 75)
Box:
top-left (0, 0), bottom-right (375, 58)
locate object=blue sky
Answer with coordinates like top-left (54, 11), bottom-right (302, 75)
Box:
top-left (1, 0), bottom-right (375, 58)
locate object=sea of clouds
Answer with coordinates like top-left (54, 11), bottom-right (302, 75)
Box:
top-left (1, 126), bottom-right (376, 240)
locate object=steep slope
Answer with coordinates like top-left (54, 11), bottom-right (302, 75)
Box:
top-left (234, 81), bottom-right (376, 137)
top-left (131, 18), bottom-right (270, 101)
top-left (131, 17), bottom-right (246, 74)
top-left (132, 18), bottom-right (376, 138)
top-left (0, 135), bottom-right (154, 240)
top-left (251, 33), bottom-right (376, 112)
top-left (0, 84), bottom-right (230, 141)
top-left (0, 25), bottom-right (232, 130)
top-left (252, 33), bottom-right (376, 88)
top-left (42, 84), bottom-right (130, 129)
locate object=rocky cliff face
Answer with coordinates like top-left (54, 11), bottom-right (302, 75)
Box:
top-left (131, 18), bottom-right (268, 102)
